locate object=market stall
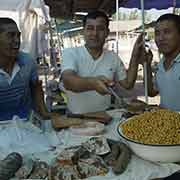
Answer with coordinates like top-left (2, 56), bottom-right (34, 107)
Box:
top-left (1, 0), bottom-right (180, 179)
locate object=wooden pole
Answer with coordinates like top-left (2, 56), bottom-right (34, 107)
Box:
top-left (140, 0), bottom-right (148, 104)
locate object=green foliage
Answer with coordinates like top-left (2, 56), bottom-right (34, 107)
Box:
top-left (147, 31), bottom-right (154, 40)
top-left (174, 8), bottom-right (180, 15)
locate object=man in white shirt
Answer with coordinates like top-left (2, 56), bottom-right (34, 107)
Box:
top-left (62, 10), bottom-right (143, 114)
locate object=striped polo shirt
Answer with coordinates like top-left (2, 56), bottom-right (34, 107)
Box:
top-left (0, 52), bottom-right (38, 120)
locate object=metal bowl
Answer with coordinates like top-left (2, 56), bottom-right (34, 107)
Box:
top-left (117, 119), bottom-right (180, 163)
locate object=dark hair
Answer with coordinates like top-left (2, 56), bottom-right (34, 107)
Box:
top-left (83, 10), bottom-right (109, 28)
top-left (0, 18), bottom-right (18, 32)
top-left (156, 13), bottom-right (180, 33)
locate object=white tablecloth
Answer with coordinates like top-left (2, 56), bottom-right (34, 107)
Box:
top-left (52, 109), bottom-right (180, 180)
top-left (1, 110), bottom-right (180, 180)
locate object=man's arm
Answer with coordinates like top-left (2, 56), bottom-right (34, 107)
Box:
top-left (137, 48), bottom-right (159, 97)
top-left (118, 34), bottom-right (144, 89)
top-left (31, 80), bottom-right (51, 118)
top-left (146, 62), bottom-right (159, 97)
top-left (31, 80), bottom-right (85, 128)
top-left (118, 55), bottom-right (139, 89)
top-left (62, 70), bottom-right (113, 95)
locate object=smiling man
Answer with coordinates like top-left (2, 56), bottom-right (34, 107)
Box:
top-left (145, 14), bottom-right (180, 111)
top-left (61, 10), bottom-right (144, 114)
top-left (0, 18), bottom-right (50, 120)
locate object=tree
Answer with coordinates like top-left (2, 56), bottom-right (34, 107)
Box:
top-left (174, 8), bottom-right (180, 15)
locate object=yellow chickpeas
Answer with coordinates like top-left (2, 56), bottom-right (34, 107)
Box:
top-left (121, 109), bottom-right (180, 145)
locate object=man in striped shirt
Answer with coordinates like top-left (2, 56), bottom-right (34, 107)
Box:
top-left (0, 17), bottom-right (50, 120)
top-left (0, 17), bottom-right (83, 128)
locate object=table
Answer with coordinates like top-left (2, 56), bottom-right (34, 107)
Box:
top-left (1, 110), bottom-right (180, 180)
top-left (49, 109), bottom-right (180, 180)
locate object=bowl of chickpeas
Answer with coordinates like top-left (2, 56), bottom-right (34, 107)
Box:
top-left (117, 109), bottom-right (180, 163)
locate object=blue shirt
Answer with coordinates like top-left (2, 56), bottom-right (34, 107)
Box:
top-left (0, 52), bottom-right (38, 120)
top-left (155, 53), bottom-right (180, 111)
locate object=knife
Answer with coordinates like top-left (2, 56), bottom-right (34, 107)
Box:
top-left (107, 86), bottom-right (128, 108)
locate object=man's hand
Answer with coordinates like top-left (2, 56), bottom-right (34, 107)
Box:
top-left (131, 33), bottom-right (144, 60)
top-left (62, 70), bottom-right (113, 94)
top-left (144, 49), bottom-right (153, 65)
top-left (137, 48), bottom-right (153, 66)
top-left (93, 75), bottom-right (114, 95)
top-left (118, 33), bottom-right (152, 90)
top-left (131, 33), bottom-right (153, 65)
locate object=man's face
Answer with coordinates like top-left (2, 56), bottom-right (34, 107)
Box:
top-left (83, 17), bottom-right (109, 49)
top-left (0, 23), bottom-right (20, 58)
top-left (155, 20), bottom-right (180, 55)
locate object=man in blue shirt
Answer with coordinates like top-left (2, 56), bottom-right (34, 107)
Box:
top-left (0, 17), bottom-right (84, 128)
top-left (0, 17), bottom-right (50, 120)
top-left (145, 14), bottom-right (180, 111)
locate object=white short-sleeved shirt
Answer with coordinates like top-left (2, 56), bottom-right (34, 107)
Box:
top-left (62, 46), bottom-right (127, 113)
top-left (154, 53), bottom-right (180, 111)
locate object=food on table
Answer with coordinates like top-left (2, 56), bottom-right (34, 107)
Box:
top-left (103, 139), bottom-right (131, 175)
top-left (15, 158), bottom-right (34, 179)
top-left (49, 138), bottom-right (132, 179)
top-left (71, 146), bottom-right (91, 163)
top-left (126, 99), bottom-right (159, 114)
top-left (15, 159), bottom-right (49, 179)
top-left (67, 111), bottom-right (112, 124)
top-left (50, 138), bottom-right (111, 179)
top-left (104, 143), bottom-right (120, 166)
top-left (28, 161), bottom-right (49, 179)
top-left (56, 146), bottom-right (90, 165)
top-left (77, 155), bottom-right (108, 178)
top-left (50, 155), bottom-right (108, 180)
top-left (112, 143), bottom-right (131, 175)
top-left (121, 109), bottom-right (180, 144)
top-left (0, 152), bottom-right (22, 180)
top-left (126, 99), bottom-right (148, 112)
top-left (82, 137), bottom-right (110, 155)
top-left (49, 163), bottom-right (81, 180)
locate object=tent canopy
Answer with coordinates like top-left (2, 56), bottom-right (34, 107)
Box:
top-left (44, 0), bottom-right (126, 18)
top-left (44, 0), bottom-right (180, 18)
top-left (121, 0), bottom-right (180, 10)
